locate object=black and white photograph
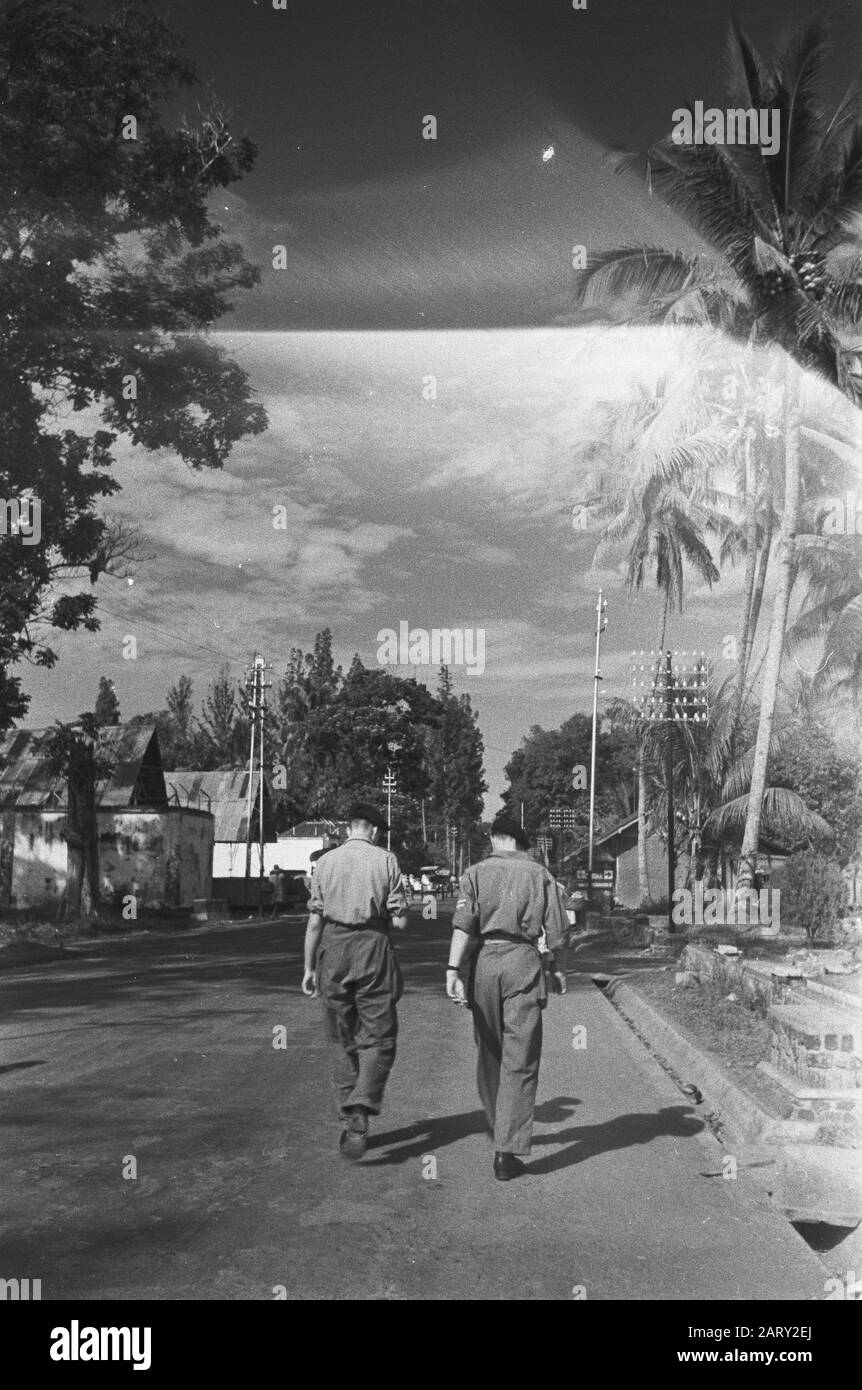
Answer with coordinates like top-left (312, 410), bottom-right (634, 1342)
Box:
top-left (2, 0), bottom-right (862, 1341)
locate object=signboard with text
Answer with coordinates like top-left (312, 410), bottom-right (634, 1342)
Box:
top-left (575, 867), bottom-right (615, 891)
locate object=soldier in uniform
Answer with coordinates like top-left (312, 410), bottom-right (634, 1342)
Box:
top-left (446, 814), bottom-right (568, 1181)
top-left (302, 803), bottom-right (409, 1159)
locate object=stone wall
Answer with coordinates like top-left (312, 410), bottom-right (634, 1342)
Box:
top-left (769, 1005), bottom-right (861, 1091)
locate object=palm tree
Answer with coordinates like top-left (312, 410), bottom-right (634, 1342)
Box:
top-left (579, 376), bottom-right (721, 902)
top-left (789, 531), bottom-right (862, 702)
top-left (611, 675), bottom-right (833, 902)
top-left (573, 19), bottom-right (862, 887)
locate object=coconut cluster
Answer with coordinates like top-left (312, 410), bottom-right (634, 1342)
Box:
top-left (758, 252), bottom-right (829, 303)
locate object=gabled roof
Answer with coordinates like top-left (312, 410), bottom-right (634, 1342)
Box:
top-left (284, 819), bottom-right (344, 838)
top-left (165, 769), bottom-right (275, 843)
top-left (0, 725), bottom-right (166, 810)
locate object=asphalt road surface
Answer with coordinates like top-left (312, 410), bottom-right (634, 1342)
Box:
top-left (0, 905), bottom-right (829, 1300)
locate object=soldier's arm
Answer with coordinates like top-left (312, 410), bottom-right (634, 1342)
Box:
top-left (386, 854), bottom-right (409, 930)
top-left (302, 913), bottom-right (324, 996)
top-left (543, 879), bottom-right (569, 990)
top-left (302, 872), bottom-right (326, 994)
top-left (449, 873), bottom-right (479, 969)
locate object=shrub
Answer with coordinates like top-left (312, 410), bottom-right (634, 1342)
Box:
top-left (780, 851), bottom-right (847, 941)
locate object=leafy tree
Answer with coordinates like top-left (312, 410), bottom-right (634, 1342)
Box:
top-left (271, 639), bottom-right (487, 858)
top-left (426, 667), bottom-right (486, 866)
top-left (0, 0), bottom-right (266, 732)
top-left (768, 718), bottom-right (862, 865)
top-left (162, 675), bottom-right (199, 767)
top-left (198, 664), bottom-right (244, 768)
top-left (780, 850), bottom-right (847, 940)
top-left (94, 676), bottom-right (120, 726)
top-left (501, 713), bottom-right (637, 852)
top-left (274, 631), bottom-right (343, 824)
top-left (43, 715), bottom-right (110, 921)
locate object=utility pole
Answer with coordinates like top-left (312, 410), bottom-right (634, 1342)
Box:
top-left (664, 649), bottom-right (675, 936)
top-left (243, 654), bottom-right (272, 915)
top-left (632, 649), bottom-right (709, 936)
top-left (383, 766), bottom-right (397, 851)
top-left (258, 660), bottom-right (272, 918)
top-left (243, 662), bottom-right (258, 910)
top-left (587, 590), bottom-right (607, 882)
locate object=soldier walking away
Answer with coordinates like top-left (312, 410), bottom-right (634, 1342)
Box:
top-left (446, 814), bottom-right (568, 1181)
top-left (302, 803), bottom-right (409, 1159)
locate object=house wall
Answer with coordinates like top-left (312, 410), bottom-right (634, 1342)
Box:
top-left (9, 811), bottom-right (67, 912)
top-left (213, 835), bottom-right (324, 877)
top-left (615, 836), bottom-right (691, 908)
top-left (0, 810), bottom-right (13, 908)
top-left (98, 809), bottom-right (213, 908)
top-left (6, 808), bottom-right (213, 912)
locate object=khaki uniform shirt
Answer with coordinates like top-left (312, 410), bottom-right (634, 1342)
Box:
top-left (452, 850), bottom-right (568, 951)
top-left (308, 837), bottom-right (408, 927)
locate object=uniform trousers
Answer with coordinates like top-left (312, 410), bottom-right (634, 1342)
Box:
top-left (317, 921), bottom-right (403, 1118)
top-left (469, 939), bottom-right (546, 1156)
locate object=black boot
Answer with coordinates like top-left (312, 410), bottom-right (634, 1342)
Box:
top-left (493, 1151), bottom-right (527, 1181)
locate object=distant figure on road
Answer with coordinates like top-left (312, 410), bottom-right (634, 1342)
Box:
top-left (446, 814), bottom-right (568, 1181)
top-left (268, 864), bottom-right (283, 919)
top-left (302, 803), bottom-right (409, 1159)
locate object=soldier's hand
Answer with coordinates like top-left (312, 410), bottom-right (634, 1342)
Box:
top-left (551, 970), bottom-right (567, 996)
top-left (301, 969), bottom-right (319, 998)
top-left (446, 972), bottom-right (467, 1006)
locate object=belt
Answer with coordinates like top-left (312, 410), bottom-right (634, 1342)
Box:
top-left (326, 919), bottom-right (388, 931)
top-left (481, 933), bottom-right (537, 946)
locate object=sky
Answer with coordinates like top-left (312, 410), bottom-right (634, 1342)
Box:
top-left (25, 0), bottom-right (862, 810)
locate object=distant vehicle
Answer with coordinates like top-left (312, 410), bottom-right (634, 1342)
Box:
top-left (420, 865), bottom-right (450, 898)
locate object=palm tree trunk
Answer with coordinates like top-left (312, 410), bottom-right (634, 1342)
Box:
top-left (637, 752), bottom-right (650, 903)
top-left (732, 430), bottom-right (758, 735)
top-left (745, 505), bottom-right (773, 679)
top-left (637, 591), bottom-right (671, 904)
top-left (738, 360), bottom-right (801, 891)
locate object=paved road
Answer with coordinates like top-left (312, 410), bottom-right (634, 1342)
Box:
top-left (0, 907), bottom-right (829, 1300)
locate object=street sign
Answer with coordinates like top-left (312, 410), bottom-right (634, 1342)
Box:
top-left (575, 867), bottom-right (614, 890)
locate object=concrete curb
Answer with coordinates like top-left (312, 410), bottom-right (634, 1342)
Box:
top-left (601, 977), bottom-right (789, 1148)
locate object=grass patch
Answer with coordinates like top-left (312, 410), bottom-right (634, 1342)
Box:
top-left (627, 967), bottom-right (780, 1113)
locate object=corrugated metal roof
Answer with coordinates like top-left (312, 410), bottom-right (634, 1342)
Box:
top-left (285, 819), bottom-right (344, 837)
top-left (0, 724), bottom-right (165, 809)
top-left (165, 769), bottom-right (274, 843)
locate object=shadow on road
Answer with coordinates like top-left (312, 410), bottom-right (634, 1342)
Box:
top-left (364, 1107), bottom-right (490, 1163)
top-left (0, 1059), bottom-right (46, 1076)
top-left (364, 1095), bottom-right (702, 1172)
top-left (527, 1103), bottom-right (704, 1174)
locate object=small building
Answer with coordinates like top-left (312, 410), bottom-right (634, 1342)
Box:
top-left (164, 769), bottom-right (276, 874)
top-left (276, 818), bottom-right (346, 875)
top-left (0, 725), bottom-right (214, 912)
top-left (164, 769), bottom-right (278, 906)
top-left (589, 816), bottom-right (668, 908)
top-left (591, 813), bottom-right (787, 910)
